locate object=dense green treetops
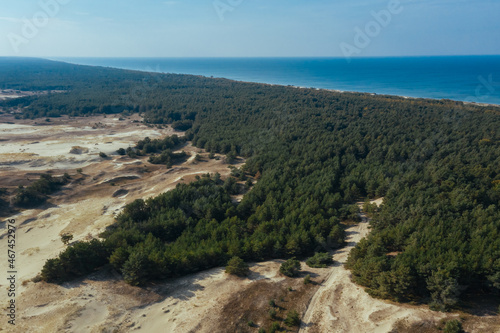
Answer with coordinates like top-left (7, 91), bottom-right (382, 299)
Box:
top-left (2, 58), bottom-right (499, 308)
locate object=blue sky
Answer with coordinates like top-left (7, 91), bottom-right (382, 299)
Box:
top-left (1, 0), bottom-right (499, 57)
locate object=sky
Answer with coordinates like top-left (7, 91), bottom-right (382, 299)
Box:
top-left (0, 0), bottom-right (499, 57)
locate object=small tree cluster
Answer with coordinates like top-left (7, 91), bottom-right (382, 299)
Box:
top-left (280, 258), bottom-right (301, 277)
top-left (306, 252), bottom-right (333, 268)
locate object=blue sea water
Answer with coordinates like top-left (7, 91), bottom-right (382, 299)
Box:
top-left (56, 56), bottom-right (500, 105)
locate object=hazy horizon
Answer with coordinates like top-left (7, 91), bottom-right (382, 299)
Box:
top-left (1, 0), bottom-right (499, 58)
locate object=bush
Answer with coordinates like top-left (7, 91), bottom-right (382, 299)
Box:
top-left (269, 299), bottom-right (276, 307)
top-left (280, 258), bottom-right (301, 277)
top-left (117, 148), bottom-right (126, 155)
top-left (284, 310), bottom-right (301, 327)
top-left (258, 329), bottom-right (266, 333)
top-left (306, 252), bottom-right (333, 268)
top-left (304, 274), bottom-right (311, 285)
top-left (225, 256), bottom-right (249, 276)
top-left (61, 233), bottom-right (73, 245)
top-left (99, 152), bottom-right (108, 158)
top-left (443, 319), bottom-right (463, 333)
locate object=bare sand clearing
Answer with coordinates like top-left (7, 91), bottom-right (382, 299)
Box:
top-left (0, 89), bottom-right (61, 101)
top-left (0, 114), bottom-right (175, 171)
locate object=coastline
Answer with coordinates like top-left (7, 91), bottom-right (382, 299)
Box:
top-left (49, 57), bottom-right (500, 108)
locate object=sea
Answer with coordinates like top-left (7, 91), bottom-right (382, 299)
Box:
top-left (55, 56), bottom-right (500, 105)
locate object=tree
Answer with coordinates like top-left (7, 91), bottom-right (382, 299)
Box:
top-left (99, 152), bottom-right (108, 158)
top-left (268, 308), bottom-right (277, 320)
top-left (443, 319), bottom-right (463, 333)
top-left (269, 322), bottom-right (280, 333)
top-left (121, 251), bottom-right (150, 286)
top-left (280, 258), bottom-right (301, 277)
top-left (225, 256), bottom-right (249, 276)
top-left (427, 270), bottom-right (461, 311)
top-left (284, 310), bottom-right (301, 327)
top-left (328, 225), bottom-right (345, 249)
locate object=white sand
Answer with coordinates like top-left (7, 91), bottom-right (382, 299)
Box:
top-left (299, 199), bottom-right (445, 333)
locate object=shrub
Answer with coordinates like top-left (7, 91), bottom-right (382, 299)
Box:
top-left (117, 148), bottom-right (126, 155)
top-left (99, 152), bottom-right (108, 158)
top-left (269, 299), bottom-right (276, 307)
top-left (304, 274), bottom-right (311, 285)
top-left (61, 233), bottom-right (73, 245)
top-left (306, 252), bottom-right (333, 268)
top-left (280, 258), bottom-right (301, 277)
top-left (225, 256), bottom-right (249, 276)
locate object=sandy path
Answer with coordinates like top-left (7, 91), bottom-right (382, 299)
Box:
top-left (299, 198), bottom-right (444, 333)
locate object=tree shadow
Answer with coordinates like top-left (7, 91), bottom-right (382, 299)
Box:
top-left (247, 268), bottom-right (268, 281)
top-left (152, 267), bottom-right (224, 302)
top-left (300, 271), bottom-right (320, 279)
top-left (459, 290), bottom-right (500, 316)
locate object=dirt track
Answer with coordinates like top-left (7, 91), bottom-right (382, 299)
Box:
top-left (299, 199), bottom-right (447, 333)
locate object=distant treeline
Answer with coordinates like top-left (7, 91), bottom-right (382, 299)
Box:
top-left (2, 58), bottom-right (499, 310)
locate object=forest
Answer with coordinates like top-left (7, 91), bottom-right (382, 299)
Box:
top-left (1, 57), bottom-right (499, 310)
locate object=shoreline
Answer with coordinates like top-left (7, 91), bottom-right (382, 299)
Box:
top-left (4, 57), bottom-right (500, 108)
top-left (49, 57), bottom-right (500, 108)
